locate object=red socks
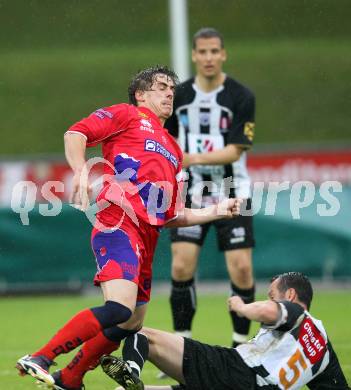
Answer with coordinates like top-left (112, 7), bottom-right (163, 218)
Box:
top-left (60, 332), bottom-right (120, 388)
top-left (32, 308), bottom-right (120, 388)
top-left (33, 309), bottom-right (102, 361)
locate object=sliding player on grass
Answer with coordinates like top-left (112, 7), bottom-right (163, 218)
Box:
top-left (102, 272), bottom-right (349, 390)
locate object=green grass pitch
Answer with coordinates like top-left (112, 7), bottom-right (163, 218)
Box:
top-left (1, 290), bottom-right (350, 389)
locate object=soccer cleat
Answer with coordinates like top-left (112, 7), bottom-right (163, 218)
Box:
top-left (100, 355), bottom-right (144, 390)
top-left (16, 354), bottom-right (55, 386)
top-left (34, 371), bottom-right (85, 390)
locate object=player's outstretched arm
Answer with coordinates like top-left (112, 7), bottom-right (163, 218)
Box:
top-left (228, 296), bottom-right (280, 325)
top-left (64, 132), bottom-right (91, 211)
top-left (165, 198), bottom-right (242, 228)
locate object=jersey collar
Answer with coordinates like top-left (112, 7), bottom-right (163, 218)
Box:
top-left (137, 106), bottom-right (163, 127)
top-left (192, 82), bottom-right (224, 96)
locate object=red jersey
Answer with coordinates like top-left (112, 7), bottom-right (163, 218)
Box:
top-left (66, 104), bottom-right (183, 228)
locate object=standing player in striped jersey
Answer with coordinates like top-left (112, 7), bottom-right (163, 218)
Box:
top-left (102, 272), bottom-right (350, 390)
top-left (165, 28), bottom-right (256, 349)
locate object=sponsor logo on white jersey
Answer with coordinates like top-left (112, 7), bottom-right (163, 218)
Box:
top-left (188, 134), bottom-right (224, 154)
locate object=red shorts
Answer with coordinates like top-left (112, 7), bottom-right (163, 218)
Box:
top-left (91, 213), bottom-right (160, 305)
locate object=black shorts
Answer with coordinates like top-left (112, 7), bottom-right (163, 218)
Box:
top-left (182, 338), bottom-right (255, 390)
top-left (170, 199), bottom-right (255, 251)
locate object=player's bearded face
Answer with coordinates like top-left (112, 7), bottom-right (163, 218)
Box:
top-left (192, 37), bottom-right (226, 78)
top-left (141, 74), bottom-right (175, 121)
top-left (268, 278), bottom-right (286, 302)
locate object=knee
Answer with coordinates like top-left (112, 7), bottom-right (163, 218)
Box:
top-left (172, 263), bottom-right (187, 280)
top-left (236, 261), bottom-right (252, 280)
top-left (105, 301), bottom-right (132, 324)
top-left (91, 301), bottom-right (132, 328)
top-left (122, 316), bottom-right (144, 331)
top-left (103, 326), bottom-right (136, 342)
top-left (234, 266), bottom-right (253, 288)
top-left (171, 256), bottom-right (195, 280)
top-left (139, 327), bottom-right (156, 348)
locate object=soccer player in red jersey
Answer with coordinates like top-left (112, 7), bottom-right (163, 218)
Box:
top-left (16, 65), bottom-right (242, 390)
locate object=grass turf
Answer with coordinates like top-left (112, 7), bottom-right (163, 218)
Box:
top-left (1, 290), bottom-right (350, 389)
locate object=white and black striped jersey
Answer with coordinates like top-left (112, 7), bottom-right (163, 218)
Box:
top-left (236, 301), bottom-right (349, 389)
top-left (165, 76), bottom-right (255, 206)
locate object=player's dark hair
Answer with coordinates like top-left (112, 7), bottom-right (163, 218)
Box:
top-left (271, 272), bottom-right (313, 310)
top-left (128, 65), bottom-right (178, 106)
top-left (192, 27), bottom-right (224, 49)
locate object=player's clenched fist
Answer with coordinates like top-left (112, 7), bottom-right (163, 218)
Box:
top-left (228, 295), bottom-right (245, 316)
top-left (217, 198), bottom-right (243, 218)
